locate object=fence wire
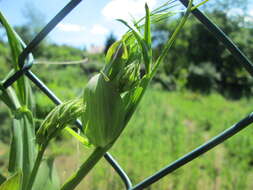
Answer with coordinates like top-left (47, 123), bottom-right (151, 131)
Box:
top-left (2, 0), bottom-right (253, 189)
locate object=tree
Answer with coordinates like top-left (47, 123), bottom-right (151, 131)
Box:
top-left (201, 0), bottom-right (250, 12)
top-left (22, 3), bottom-right (46, 35)
top-left (14, 3), bottom-right (46, 57)
top-left (104, 32), bottom-right (117, 55)
top-left (152, 8), bottom-right (253, 98)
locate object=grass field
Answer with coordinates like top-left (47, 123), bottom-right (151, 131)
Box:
top-left (44, 89), bottom-right (253, 190)
top-left (0, 76), bottom-right (253, 189)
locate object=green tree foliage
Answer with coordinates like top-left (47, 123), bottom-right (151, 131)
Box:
top-left (14, 3), bottom-right (46, 57)
top-left (37, 44), bottom-right (84, 61)
top-left (201, 0), bottom-right (250, 12)
top-left (152, 9), bottom-right (253, 98)
top-left (103, 32), bottom-right (117, 55)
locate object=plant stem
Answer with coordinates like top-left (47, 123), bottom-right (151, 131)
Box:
top-left (60, 146), bottom-right (108, 190)
top-left (191, 0), bottom-right (210, 11)
top-left (26, 144), bottom-right (46, 190)
top-left (151, 0), bottom-right (193, 78)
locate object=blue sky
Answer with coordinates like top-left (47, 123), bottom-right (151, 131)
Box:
top-left (0, 0), bottom-right (252, 49)
top-left (0, 0), bottom-right (163, 48)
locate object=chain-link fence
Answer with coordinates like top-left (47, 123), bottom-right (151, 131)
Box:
top-left (2, 0), bottom-right (253, 189)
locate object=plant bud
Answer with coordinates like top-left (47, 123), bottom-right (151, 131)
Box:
top-left (117, 61), bottom-right (140, 92)
top-left (82, 74), bottom-right (125, 147)
top-left (103, 41), bottom-right (127, 81)
top-left (36, 99), bottom-right (84, 145)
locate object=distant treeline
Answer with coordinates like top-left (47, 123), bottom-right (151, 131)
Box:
top-left (151, 10), bottom-right (253, 99)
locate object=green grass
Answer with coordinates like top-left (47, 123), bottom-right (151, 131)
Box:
top-left (1, 61), bottom-right (252, 189)
top-left (50, 89), bottom-right (253, 190)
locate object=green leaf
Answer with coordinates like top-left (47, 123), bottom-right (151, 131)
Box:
top-left (0, 11), bottom-right (35, 109)
top-left (0, 172), bottom-right (22, 190)
top-left (144, 3), bottom-right (152, 49)
top-left (33, 159), bottom-right (60, 190)
top-left (64, 127), bottom-right (90, 147)
top-left (0, 85), bottom-right (20, 112)
top-left (117, 19), bottom-right (151, 74)
top-left (105, 41), bottom-right (122, 65)
top-left (1, 10), bottom-right (60, 190)
top-left (151, 12), bottom-right (178, 24)
top-left (132, 1), bottom-right (179, 29)
top-left (83, 74), bottom-right (125, 147)
top-left (9, 112), bottom-right (36, 190)
top-left (21, 112), bottom-right (36, 190)
top-left (144, 3), bottom-right (152, 73)
top-left (0, 12), bottom-right (38, 190)
top-left (0, 174), bottom-right (6, 185)
top-left (122, 76), bottom-right (150, 125)
top-left (121, 32), bottom-right (142, 66)
top-left (103, 41), bottom-right (126, 80)
top-left (0, 12), bottom-right (23, 70)
top-left (8, 119), bottom-right (23, 173)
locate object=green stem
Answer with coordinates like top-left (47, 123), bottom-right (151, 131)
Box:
top-left (61, 146), bottom-right (109, 190)
top-left (26, 144), bottom-right (46, 190)
top-left (150, 0), bottom-right (193, 78)
top-left (191, 0), bottom-right (211, 11)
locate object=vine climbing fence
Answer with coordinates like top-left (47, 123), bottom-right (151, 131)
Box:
top-left (1, 0), bottom-right (253, 189)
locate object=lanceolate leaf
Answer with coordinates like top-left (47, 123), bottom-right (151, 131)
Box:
top-left (103, 41), bottom-right (125, 80)
top-left (144, 3), bottom-right (152, 73)
top-left (33, 159), bottom-right (60, 190)
top-left (8, 119), bottom-right (23, 173)
top-left (144, 3), bottom-right (152, 50)
top-left (21, 112), bottom-right (36, 190)
top-left (131, 0), bottom-right (179, 30)
top-left (105, 41), bottom-right (122, 65)
top-left (64, 127), bottom-right (90, 147)
top-left (9, 111), bottom-right (36, 190)
top-left (0, 11), bottom-right (34, 108)
top-left (0, 12), bottom-right (22, 71)
top-left (0, 85), bottom-right (20, 112)
top-left (0, 172), bottom-right (22, 190)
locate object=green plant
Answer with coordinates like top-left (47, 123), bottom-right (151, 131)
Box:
top-left (60, 1), bottom-right (196, 189)
top-left (0, 0), bottom-right (210, 190)
top-left (0, 11), bottom-right (60, 190)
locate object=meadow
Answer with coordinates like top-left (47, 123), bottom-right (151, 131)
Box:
top-left (0, 61), bottom-right (252, 190)
top-left (52, 88), bottom-right (253, 190)
top-left (11, 57), bottom-right (253, 189)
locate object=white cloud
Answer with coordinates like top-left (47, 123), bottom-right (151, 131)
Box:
top-left (249, 9), bottom-right (253, 16)
top-left (245, 16), bottom-right (253, 23)
top-left (91, 24), bottom-right (109, 35)
top-left (227, 8), bottom-right (244, 17)
top-left (244, 9), bottom-right (253, 23)
top-left (102, 0), bottom-right (157, 21)
top-left (56, 23), bottom-right (86, 32)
